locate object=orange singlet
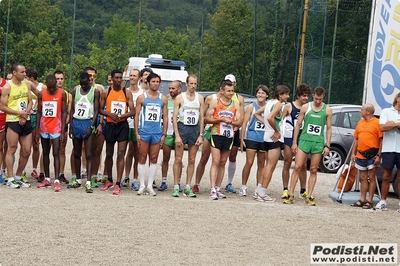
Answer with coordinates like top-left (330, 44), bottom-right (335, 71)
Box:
top-left (40, 88), bottom-right (63, 134)
top-left (211, 98), bottom-right (236, 138)
top-left (105, 89), bottom-right (128, 122)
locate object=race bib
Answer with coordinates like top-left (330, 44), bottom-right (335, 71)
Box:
top-left (111, 101), bottom-right (126, 115)
top-left (294, 119), bottom-right (304, 130)
top-left (307, 124), bottom-right (322, 136)
top-left (43, 101), bottom-right (57, 117)
top-left (75, 102), bottom-right (89, 118)
top-left (167, 109), bottom-right (174, 135)
top-left (18, 100), bottom-right (27, 111)
top-left (183, 109), bottom-right (199, 125)
top-left (219, 122), bottom-right (234, 138)
top-left (145, 105), bottom-right (161, 122)
top-left (254, 121), bottom-right (265, 131)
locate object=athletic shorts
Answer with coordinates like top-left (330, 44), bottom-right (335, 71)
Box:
top-left (204, 126), bottom-right (211, 141)
top-left (298, 139), bottom-right (324, 154)
top-left (164, 135), bottom-right (175, 147)
top-left (264, 141), bottom-right (282, 151)
top-left (174, 122), bottom-right (200, 145)
top-left (6, 121), bottom-right (32, 136)
top-left (0, 113), bottom-right (5, 132)
top-left (355, 157), bottom-right (376, 171)
top-left (210, 135), bottom-right (233, 151)
top-left (232, 130), bottom-right (240, 147)
top-left (140, 132), bottom-right (163, 145)
top-left (40, 132), bottom-right (61, 140)
top-left (381, 152), bottom-right (400, 170)
top-left (245, 139), bottom-right (265, 152)
top-left (104, 120), bottom-right (129, 143)
top-left (72, 119), bottom-right (92, 140)
top-left (128, 128), bottom-right (137, 142)
top-left (30, 113), bottom-right (37, 130)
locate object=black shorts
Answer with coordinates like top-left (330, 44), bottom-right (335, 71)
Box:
top-left (6, 121), bottom-right (32, 136)
top-left (210, 135), bottom-right (233, 151)
top-left (381, 152), bottom-right (400, 170)
top-left (232, 130), bottom-right (240, 147)
top-left (264, 141), bottom-right (282, 151)
top-left (174, 122), bottom-right (200, 145)
top-left (104, 120), bottom-right (129, 143)
top-left (244, 139), bottom-right (265, 152)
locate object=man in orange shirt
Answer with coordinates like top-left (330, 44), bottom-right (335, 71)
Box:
top-left (350, 103), bottom-right (382, 209)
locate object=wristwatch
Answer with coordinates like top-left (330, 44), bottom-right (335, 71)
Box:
top-left (199, 133), bottom-right (204, 138)
top-left (324, 144), bottom-right (331, 149)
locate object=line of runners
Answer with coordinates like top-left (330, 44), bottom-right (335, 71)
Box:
top-left (0, 63), bottom-right (336, 205)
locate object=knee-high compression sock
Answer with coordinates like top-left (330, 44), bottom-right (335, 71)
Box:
top-left (148, 163), bottom-right (157, 188)
top-left (138, 163), bottom-right (146, 188)
top-left (227, 161), bottom-right (236, 184)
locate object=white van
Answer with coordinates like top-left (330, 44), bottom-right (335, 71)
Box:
top-left (123, 54), bottom-right (188, 95)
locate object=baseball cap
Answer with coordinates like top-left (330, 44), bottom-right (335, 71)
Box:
top-left (224, 74), bottom-right (236, 83)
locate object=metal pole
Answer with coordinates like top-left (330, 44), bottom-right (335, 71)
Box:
top-left (3, 0), bottom-right (11, 78)
top-left (68, 0), bottom-right (76, 90)
top-left (250, 0), bottom-right (257, 95)
top-left (137, 0), bottom-right (142, 57)
top-left (198, 0), bottom-right (205, 90)
top-left (296, 0), bottom-right (309, 86)
top-left (328, 0), bottom-right (340, 104)
top-left (318, 0), bottom-right (328, 86)
top-left (293, 0), bottom-right (304, 100)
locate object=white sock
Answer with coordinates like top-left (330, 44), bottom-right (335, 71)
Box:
top-left (45, 177), bottom-right (51, 182)
top-left (77, 179), bottom-right (82, 184)
top-left (32, 168), bottom-right (37, 172)
top-left (133, 178), bottom-right (137, 184)
top-left (256, 183), bottom-right (262, 193)
top-left (185, 184), bottom-right (190, 190)
top-left (227, 161), bottom-right (236, 184)
top-left (138, 163), bottom-right (146, 187)
top-left (15, 175), bottom-right (21, 180)
top-left (174, 185), bottom-right (179, 190)
top-left (54, 180), bottom-right (60, 184)
top-left (8, 177), bottom-right (14, 182)
top-left (162, 177), bottom-right (167, 183)
top-left (215, 186), bottom-right (221, 192)
top-left (148, 163), bottom-right (157, 188)
top-left (86, 180), bottom-right (90, 185)
top-left (381, 200), bottom-right (387, 204)
top-left (258, 187), bottom-right (267, 197)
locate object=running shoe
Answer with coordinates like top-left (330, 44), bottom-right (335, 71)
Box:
top-left (0, 175), bottom-right (5, 185)
top-left (90, 176), bottom-right (98, 188)
top-left (210, 190), bottom-right (218, 200)
top-left (58, 174), bottom-right (69, 184)
top-left (184, 188), bottom-right (196, 198)
top-left (300, 191), bottom-right (308, 199)
top-left (305, 196), bottom-right (316, 206)
top-left (68, 178), bottom-right (81, 188)
top-left (31, 170), bottom-right (39, 179)
top-left (21, 171), bottom-right (27, 183)
top-left (192, 184), bottom-right (199, 193)
top-left (38, 179), bottom-right (52, 188)
top-left (172, 188), bottom-right (180, 197)
top-left (283, 195), bottom-right (295, 204)
top-left (101, 176), bottom-right (108, 184)
top-left (146, 187), bottom-right (157, 196)
top-left (112, 185), bottom-right (120, 195)
top-left (375, 200), bottom-right (387, 211)
top-left (97, 173), bottom-right (103, 183)
top-left (239, 186), bottom-right (247, 197)
top-left (225, 183), bottom-right (236, 193)
top-left (101, 181), bottom-right (114, 191)
top-left (178, 183), bottom-right (182, 192)
top-left (216, 190), bottom-right (226, 199)
top-left (252, 191), bottom-right (258, 199)
top-left (7, 180), bottom-right (20, 189)
top-left (281, 189), bottom-right (289, 199)
top-left (256, 192), bottom-right (276, 202)
top-left (81, 170), bottom-right (87, 179)
top-left (131, 182), bottom-right (139, 191)
top-left (158, 182), bottom-right (167, 191)
top-left (152, 180), bottom-right (157, 188)
top-left (122, 177), bottom-right (130, 187)
top-left (54, 182), bottom-right (61, 192)
top-left (137, 186), bottom-right (145, 195)
top-left (16, 180), bottom-right (31, 188)
top-left (398, 203), bottom-right (400, 213)
top-left (86, 183), bottom-right (93, 193)
top-left (38, 173), bottom-right (45, 182)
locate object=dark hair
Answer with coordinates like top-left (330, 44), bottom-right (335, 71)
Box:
top-left (12, 63), bottom-right (23, 72)
top-left (80, 72), bottom-right (90, 80)
top-left (313, 86), bottom-right (325, 96)
top-left (295, 83), bottom-right (312, 98)
top-left (46, 74), bottom-right (57, 84)
top-left (140, 67), bottom-right (153, 77)
top-left (219, 79), bottom-right (233, 90)
top-left (146, 72), bottom-right (161, 83)
top-left (393, 92), bottom-right (400, 106)
top-left (111, 69), bottom-right (123, 78)
top-left (255, 85), bottom-right (269, 96)
top-left (53, 70), bottom-right (64, 76)
top-left (26, 67), bottom-right (38, 80)
top-left (84, 66), bottom-right (97, 74)
top-left (0, 61), bottom-right (3, 72)
top-left (186, 74), bottom-right (198, 84)
top-left (170, 80), bottom-right (182, 90)
top-left (274, 85), bottom-right (290, 99)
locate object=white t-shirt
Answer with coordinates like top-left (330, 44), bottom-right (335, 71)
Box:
top-left (380, 106), bottom-right (400, 153)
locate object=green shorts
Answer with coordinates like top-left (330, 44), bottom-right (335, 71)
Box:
top-left (128, 128), bottom-right (137, 142)
top-left (298, 139), bottom-right (324, 154)
top-left (30, 113), bottom-right (37, 130)
top-left (204, 126), bottom-right (211, 141)
top-left (164, 135), bottom-right (175, 147)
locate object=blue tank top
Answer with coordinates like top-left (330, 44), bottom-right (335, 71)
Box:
top-left (283, 102), bottom-right (302, 139)
top-left (138, 92), bottom-right (163, 135)
top-left (246, 102), bottom-right (265, 142)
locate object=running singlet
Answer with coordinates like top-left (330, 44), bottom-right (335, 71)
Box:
top-left (105, 89), bottom-right (128, 123)
top-left (178, 92), bottom-right (200, 126)
top-left (211, 98), bottom-right (236, 138)
top-left (0, 79), bottom-right (6, 123)
top-left (73, 86), bottom-right (95, 120)
top-left (127, 88), bottom-right (143, 128)
top-left (31, 83), bottom-right (43, 107)
top-left (263, 99), bottom-right (283, 142)
top-left (300, 102), bottom-right (327, 143)
top-left (283, 102), bottom-right (302, 139)
top-left (245, 102), bottom-right (265, 142)
top-left (166, 97), bottom-right (174, 135)
top-left (6, 80), bottom-right (30, 122)
top-left (40, 88), bottom-right (63, 134)
top-left (138, 92), bottom-right (163, 135)
top-left (204, 94), bottom-right (217, 132)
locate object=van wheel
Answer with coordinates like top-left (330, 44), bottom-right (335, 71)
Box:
top-left (393, 177), bottom-right (399, 196)
top-left (319, 146), bottom-right (345, 174)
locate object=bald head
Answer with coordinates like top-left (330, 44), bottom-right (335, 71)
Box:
top-left (364, 103), bottom-right (375, 114)
top-left (360, 103), bottom-right (375, 120)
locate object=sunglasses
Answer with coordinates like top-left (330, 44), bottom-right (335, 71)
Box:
top-left (88, 73), bottom-right (97, 78)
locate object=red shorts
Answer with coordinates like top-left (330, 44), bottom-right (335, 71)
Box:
top-left (0, 112), bottom-right (5, 132)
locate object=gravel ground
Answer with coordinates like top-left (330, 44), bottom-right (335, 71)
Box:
top-left (0, 143), bottom-right (399, 266)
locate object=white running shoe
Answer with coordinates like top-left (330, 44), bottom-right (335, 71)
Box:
top-left (239, 186), bottom-right (247, 196)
